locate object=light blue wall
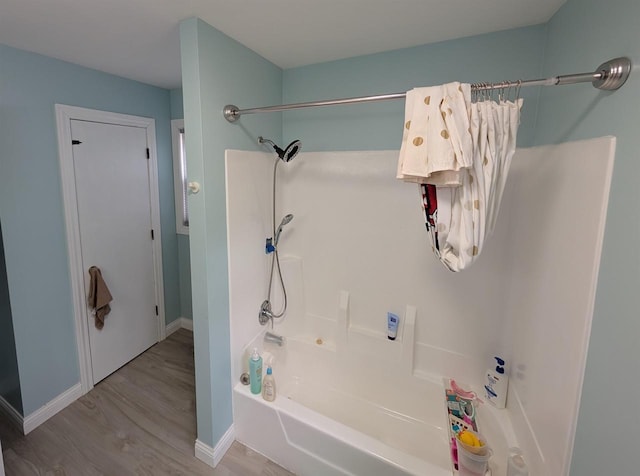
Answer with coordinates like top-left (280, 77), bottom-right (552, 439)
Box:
top-left (170, 87), bottom-right (184, 120)
top-left (169, 87), bottom-right (193, 321)
top-left (533, 1), bottom-right (640, 474)
top-left (0, 44), bottom-right (179, 415)
top-left (180, 18), bottom-right (282, 446)
top-left (0, 222), bottom-right (22, 414)
top-left (283, 25), bottom-right (547, 151)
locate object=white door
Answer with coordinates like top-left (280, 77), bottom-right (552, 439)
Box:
top-left (71, 119), bottom-right (159, 384)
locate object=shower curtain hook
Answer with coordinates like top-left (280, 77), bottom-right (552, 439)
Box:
top-left (516, 80), bottom-right (522, 102)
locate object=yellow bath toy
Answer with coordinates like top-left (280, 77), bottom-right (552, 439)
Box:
top-left (458, 430), bottom-right (483, 447)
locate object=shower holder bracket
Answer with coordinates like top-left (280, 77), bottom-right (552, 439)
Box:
top-left (266, 238), bottom-right (275, 254)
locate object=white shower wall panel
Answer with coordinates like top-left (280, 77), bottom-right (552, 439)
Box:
top-left (503, 137), bottom-right (615, 476)
top-left (279, 150), bottom-right (511, 381)
top-left (227, 149), bottom-right (511, 384)
top-left (225, 150), bottom-right (273, 381)
top-left (226, 140), bottom-right (615, 475)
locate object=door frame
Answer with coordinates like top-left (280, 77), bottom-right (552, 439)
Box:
top-left (55, 104), bottom-right (166, 394)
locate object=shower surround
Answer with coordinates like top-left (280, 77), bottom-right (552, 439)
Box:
top-left (225, 138), bottom-right (614, 475)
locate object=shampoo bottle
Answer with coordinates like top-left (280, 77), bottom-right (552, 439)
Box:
top-left (262, 366), bottom-right (276, 402)
top-left (484, 356), bottom-right (508, 408)
top-left (249, 347), bottom-right (263, 395)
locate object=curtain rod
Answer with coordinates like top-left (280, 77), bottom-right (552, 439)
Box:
top-left (223, 57), bottom-right (630, 123)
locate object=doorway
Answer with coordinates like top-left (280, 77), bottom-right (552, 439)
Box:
top-left (56, 105), bottom-right (166, 392)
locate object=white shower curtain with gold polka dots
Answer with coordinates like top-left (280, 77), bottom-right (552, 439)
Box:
top-left (397, 83), bottom-right (522, 272)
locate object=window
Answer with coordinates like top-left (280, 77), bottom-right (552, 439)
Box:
top-left (171, 119), bottom-right (189, 235)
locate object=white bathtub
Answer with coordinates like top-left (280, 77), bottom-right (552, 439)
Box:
top-left (234, 333), bottom-right (462, 475)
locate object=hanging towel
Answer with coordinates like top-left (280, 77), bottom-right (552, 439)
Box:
top-left (399, 84), bottom-right (522, 272)
top-left (87, 266), bottom-right (113, 329)
top-left (397, 82), bottom-right (473, 186)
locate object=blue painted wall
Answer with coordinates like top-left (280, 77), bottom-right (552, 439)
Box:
top-left (0, 44), bottom-right (179, 415)
top-left (533, 0), bottom-right (640, 474)
top-left (0, 222), bottom-right (22, 414)
top-left (169, 87), bottom-right (193, 321)
top-left (180, 18), bottom-right (282, 446)
top-left (283, 25), bottom-right (547, 151)
top-left (170, 87), bottom-right (184, 121)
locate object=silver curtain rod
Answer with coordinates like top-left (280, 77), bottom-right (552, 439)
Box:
top-left (223, 57), bottom-right (631, 123)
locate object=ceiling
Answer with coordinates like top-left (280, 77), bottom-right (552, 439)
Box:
top-left (0, 0), bottom-right (565, 90)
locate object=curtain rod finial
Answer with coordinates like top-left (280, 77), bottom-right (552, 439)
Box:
top-left (223, 105), bottom-right (240, 122)
top-left (593, 57), bottom-right (631, 90)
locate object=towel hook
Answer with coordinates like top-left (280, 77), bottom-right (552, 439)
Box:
top-left (188, 181), bottom-right (201, 194)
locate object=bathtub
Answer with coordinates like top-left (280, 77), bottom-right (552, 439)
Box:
top-left (233, 331), bottom-right (513, 476)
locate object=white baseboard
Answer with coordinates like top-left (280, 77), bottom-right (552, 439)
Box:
top-left (166, 316), bottom-right (193, 336)
top-left (195, 425), bottom-right (235, 468)
top-left (23, 383), bottom-right (83, 434)
top-left (0, 394), bottom-right (24, 433)
top-left (0, 383), bottom-right (82, 435)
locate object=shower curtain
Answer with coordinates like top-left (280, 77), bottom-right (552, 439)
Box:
top-left (397, 83), bottom-right (522, 272)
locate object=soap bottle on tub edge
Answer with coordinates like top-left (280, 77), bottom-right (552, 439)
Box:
top-left (249, 347), bottom-right (263, 395)
top-left (262, 366), bottom-right (276, 402)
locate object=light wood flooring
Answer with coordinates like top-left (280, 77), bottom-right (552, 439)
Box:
top-left (0, 329), bottom-right (294, 476)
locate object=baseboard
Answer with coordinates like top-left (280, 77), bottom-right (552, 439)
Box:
top-left (180, 316), bottom-right (193, 331)
top-left (166, 316), bottom-right (193, 336)
top-left (23, 383), bottom-right (83, 434)
top-left (0, 394), bottom-right (24, 433)
top-left (195, 424), bottom-right (235, 468)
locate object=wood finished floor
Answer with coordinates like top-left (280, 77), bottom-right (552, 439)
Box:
top-left (0, 329), bottom-right (294, 476)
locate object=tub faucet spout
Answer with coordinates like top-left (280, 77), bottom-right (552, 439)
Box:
top-left (264, 331), bottom-right (285, 347)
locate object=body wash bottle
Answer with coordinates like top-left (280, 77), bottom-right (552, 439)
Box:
top-left (484, 356), bottom-right (508, 408)
top-left (249, 347), bottom-right (263, 395)
top-left (262, 366), bottom-right (276, 402)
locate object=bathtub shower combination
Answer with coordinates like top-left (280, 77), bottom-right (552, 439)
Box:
top-left (223, 51), bottom-right (628, 476)
top-left (226, 133), bottom-right (615, 476)
top-left (235, 288), bottom-right (513, 475)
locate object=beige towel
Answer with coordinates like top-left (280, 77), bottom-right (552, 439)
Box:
top-left (397, 82), bottom-right (473, 186)
top-left (88, 266), bottom-right (113, 329)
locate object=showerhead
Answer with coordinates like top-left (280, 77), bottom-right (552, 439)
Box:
top-left (259, 137), bottom-right (302, 162)
top-left (274, 214), bottom-right (294, 245)
top-left (279, 214), bottom-right (294, 227)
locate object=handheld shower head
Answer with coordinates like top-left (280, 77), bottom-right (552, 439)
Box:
top-left (274, 214), bottom-right (294, 245)
top-left (259, 137), bottom-right (302, 162)
top-left (279, 214), bottom-right (294, 227)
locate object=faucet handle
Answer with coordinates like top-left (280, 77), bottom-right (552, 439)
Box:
top-left (259, 300), bottom-right (273, 326)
